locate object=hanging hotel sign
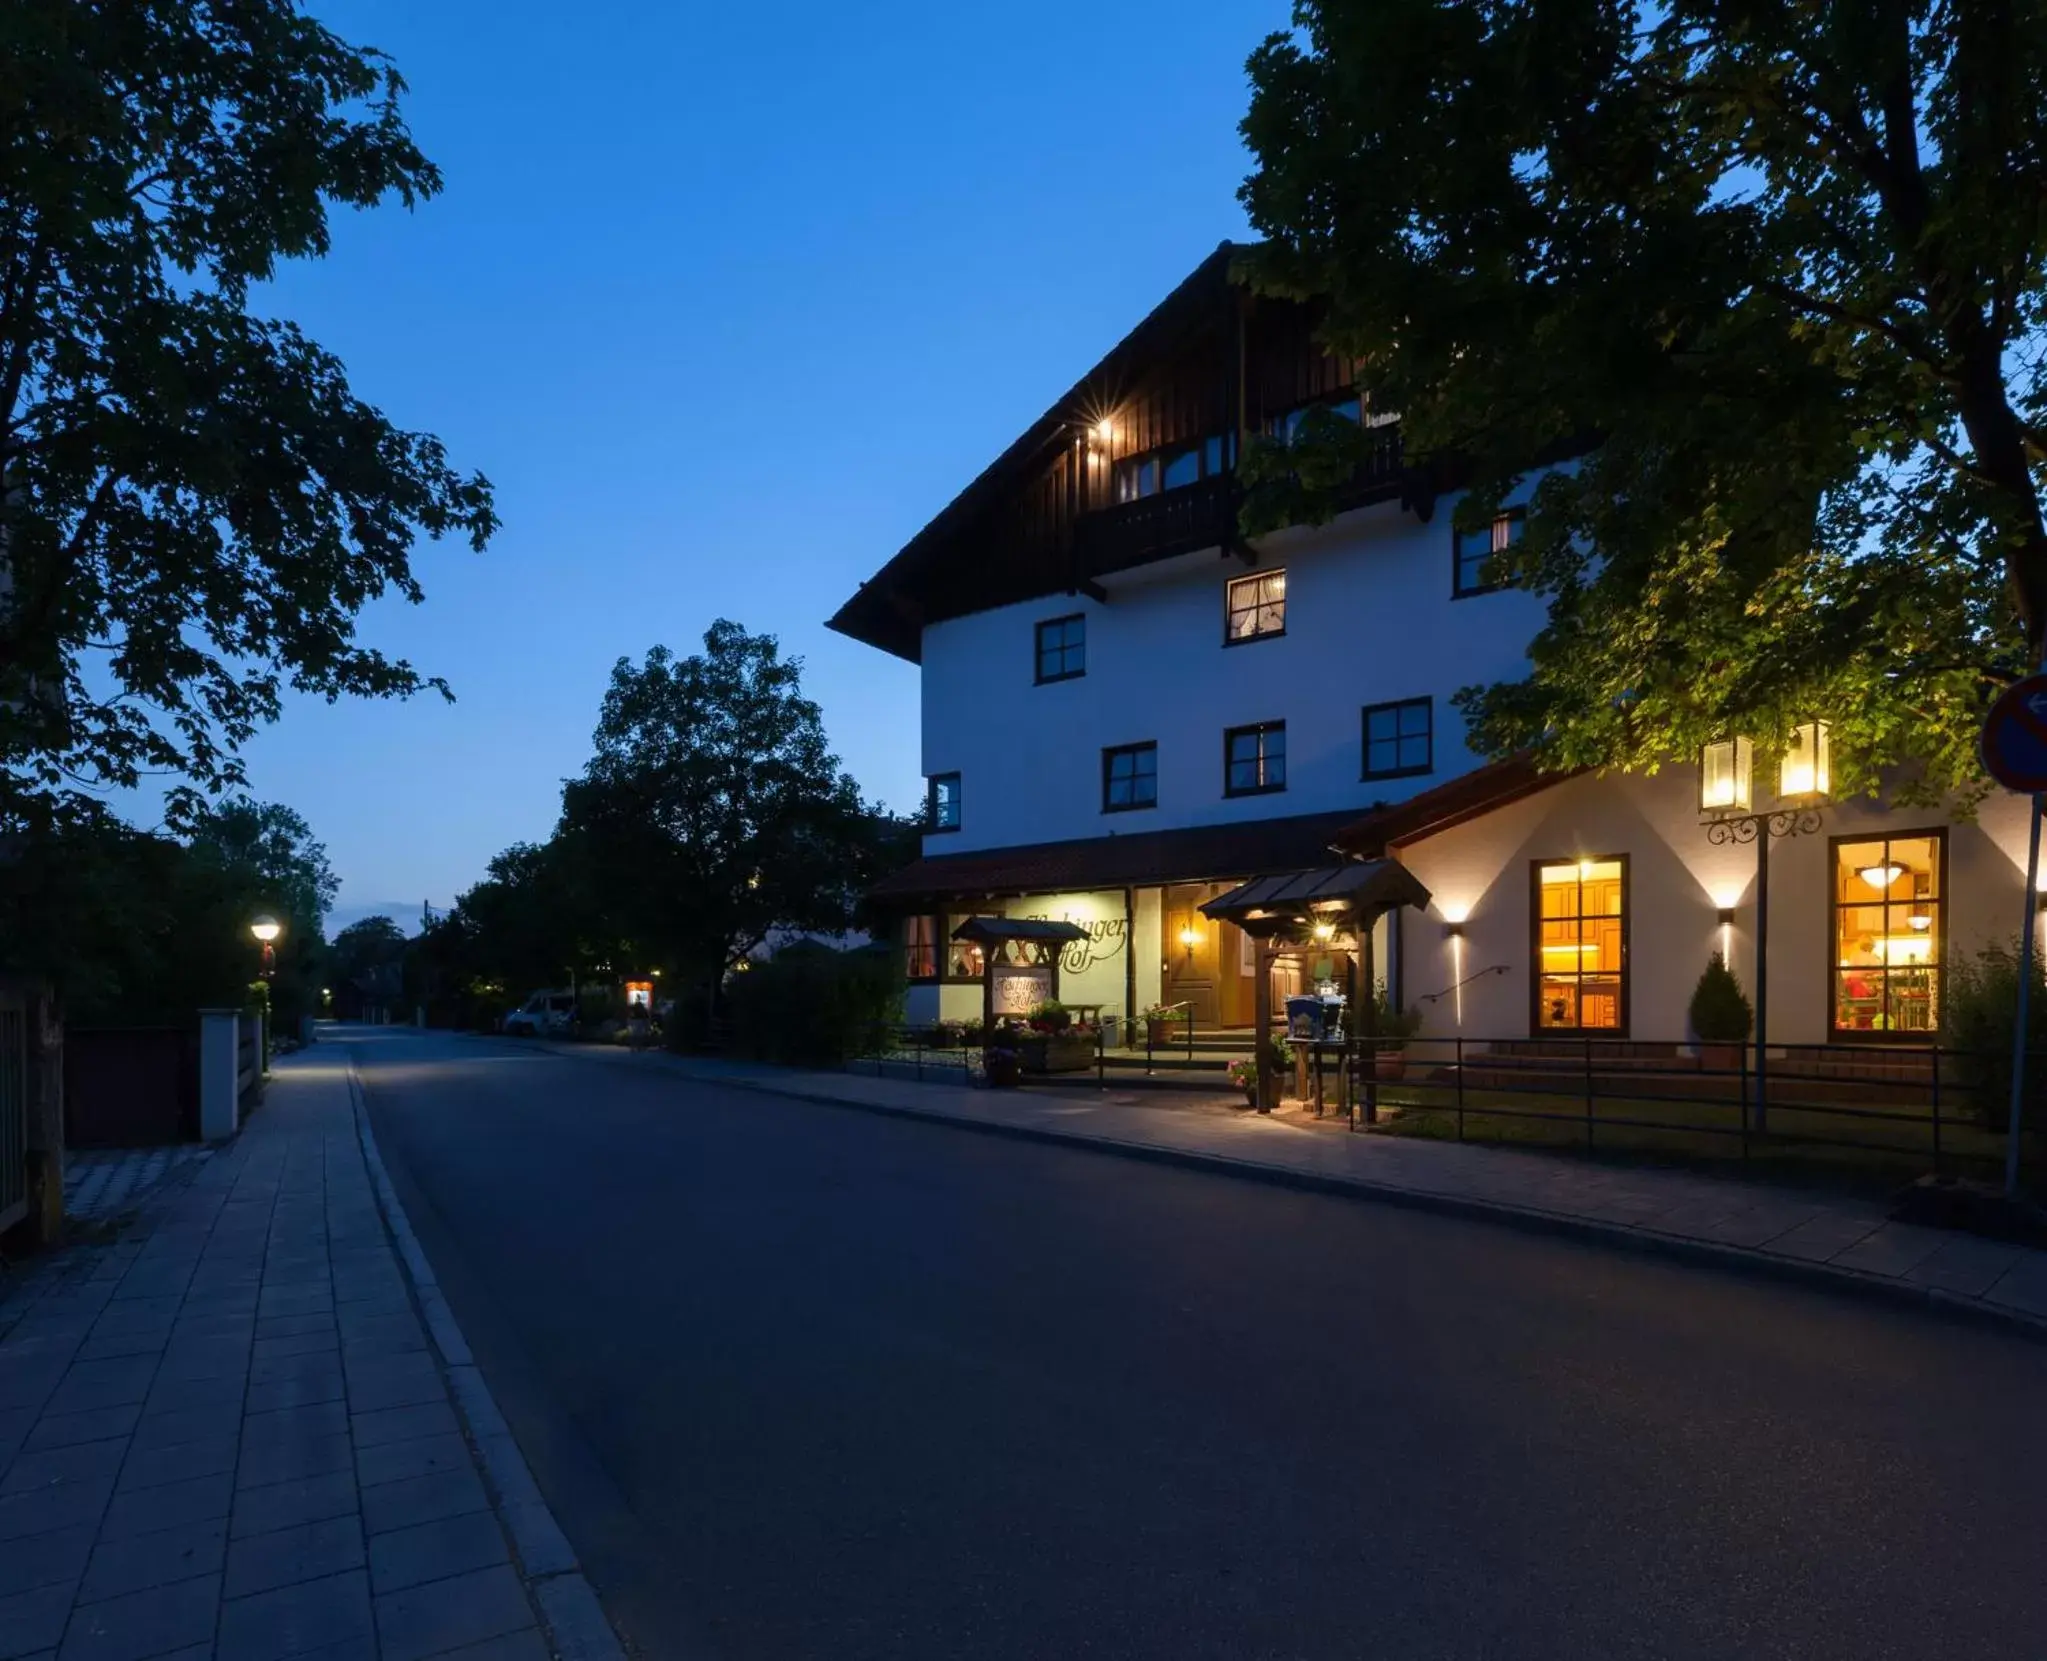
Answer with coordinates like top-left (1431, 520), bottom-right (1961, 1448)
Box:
top-left (1981, 674), bottom-right (2047, 793)
top-left (991, 961), bottom-right (1053, 1017)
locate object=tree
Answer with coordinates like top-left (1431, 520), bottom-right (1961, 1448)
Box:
top-left (1238, 0), bottom-right (2047, 800)
top-left (328, 915), bottom-right (407, 1016)
top-left (0, 1), bottom-right (495, 825)
top-left (185, 798), bottom-right (338, 935)
top-left (560, 621), bottom-right (894, 1002)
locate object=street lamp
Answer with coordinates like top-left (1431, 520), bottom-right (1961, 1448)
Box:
top-left (1701, 722), bottom-right (1831, 1131)
top-left (250, 914), bottom-right (282, 980)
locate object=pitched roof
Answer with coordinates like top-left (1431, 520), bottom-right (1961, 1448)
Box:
top-left (1332, 755), bottom-right (1579, 855)
top-left (1200, 861), bottom-right (1433, 933)
top-left (866, 807), bottom-right (1367, 905)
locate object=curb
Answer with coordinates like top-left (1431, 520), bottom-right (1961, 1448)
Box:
top-left (549, 1043), bottom-right (2047, 1348)
top-left (346, 1059), bottom-right (631, 1660)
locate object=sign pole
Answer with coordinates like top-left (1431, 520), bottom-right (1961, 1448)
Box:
top-left (2008, 795), bottom-right (2043, 1198)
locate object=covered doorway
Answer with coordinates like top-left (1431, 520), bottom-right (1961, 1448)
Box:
top-left (1162, 883), bottom-right (1276, 1029)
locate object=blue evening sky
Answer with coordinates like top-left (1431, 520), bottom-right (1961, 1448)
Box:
top-left (234, 0), bottom-right (1282, 931)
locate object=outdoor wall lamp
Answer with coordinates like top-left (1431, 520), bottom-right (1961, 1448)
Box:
top-left (1177, 926), bottom-right (1200, 950)
top-left (1716, 908), bottom-right (1736, 926)
top-left (1443, 922), bottom-right (1464, 940)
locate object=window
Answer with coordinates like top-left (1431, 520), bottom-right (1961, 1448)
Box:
top-left (1532, 858), bottom-right (1626, 1032)
top-left (945, 913), bottom-right (997, 981)
top-left (1454, 508), bottom-right (1525, 598)
top-left (1224, 722), bottom-right (1286, 796)
top-left (1035, 615), bottom-right (1085, 684)
top-left (905, 915), bottom-right (939, 982)
top-left (1363, 698), bottom-right (1433, 780)
top-left (1113, 432), bottom-right (1234, 502)
top-left (1270, 395), bottom-right (1363, 443)
top-left (1103, 742), bottom-right (1158, 812)
top-left (1833, 832), bottom-right (1944, 1039)
top-left (927, 772), bottom-right (961, 833)
top-left (1225, 569), bottom-right (1286, 644)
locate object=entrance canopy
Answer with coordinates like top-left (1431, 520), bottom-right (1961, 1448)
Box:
top-left (1201, 860), bottom-right (1431, 944)
top-left (949, 917), bottom-right (1088, 949)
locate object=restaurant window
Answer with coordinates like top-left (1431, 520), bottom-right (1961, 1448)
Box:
top-left (1363, 698), bottom-right (1433, 781)
top-left (1035, 615), bottom-right (1085, 684)
top-left (905, 915), bottom-right (939, 982)
top-left (1225, 570), bottom-right (1286, 644)
top-left (1103, 741), bottom-right (1158, 812)
top-left (1833, 832), bottom-right (1943, 1039)
top-left (946, 913), bottom-right (998, 982)
top-left (1225, 721), bottom-right (1286, 796)
top-left (1454, 509), bottom-right (1524, 598)
top-left (927, 772), bottom-right (960, 833)
top-left (1533, 858), bottom-right (1626, 1032)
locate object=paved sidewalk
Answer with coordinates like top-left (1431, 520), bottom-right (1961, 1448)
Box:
top-left (540, 1038), bottom-right (2047, 1332)
top-left (62, 1152), bottom-right (214, 1228)
top-left (0, 1050), bottom-right (617, 1661)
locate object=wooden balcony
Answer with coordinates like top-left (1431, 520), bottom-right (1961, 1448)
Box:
top-left (1073, 426), bottom-right (1409, 581)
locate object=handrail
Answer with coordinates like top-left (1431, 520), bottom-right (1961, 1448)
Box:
top-left (1416, 965), bottom-right (1509, 1004)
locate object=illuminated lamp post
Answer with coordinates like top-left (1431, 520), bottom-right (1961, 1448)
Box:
top-left (1701, 722), bottom-right (1830, 1132)
top-left (250, 914), bottom-right (282, 981)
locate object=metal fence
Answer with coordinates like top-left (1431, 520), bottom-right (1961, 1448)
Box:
top-left (0, 992), bottom-right (24, 1233)
top-left (852, 1022), bottom-right (2046, 1181)
top-left (1319, 1034), bottom-right (2042, 1179)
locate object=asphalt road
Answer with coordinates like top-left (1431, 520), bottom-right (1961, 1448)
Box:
top-left (351, 1027), bottom-right (2047, 1661)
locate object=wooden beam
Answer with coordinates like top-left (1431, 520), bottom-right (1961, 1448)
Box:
top-left (1070, 578), bottom-right (1108, 603)
top-left (1254, 938), bottom-right (1275, 1113)
top-left (1227, 538), bottom-right (1259, 567)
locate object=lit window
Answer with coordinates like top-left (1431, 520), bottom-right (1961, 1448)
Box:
top-left (1454, 509), bottom-right (1524, 598)
top-left (1225, 570), bottom-right (1286, 643)
top-left (1700, 737), bottom-right (1753, 813)
top-left (927, 772), bottom-right (960, 833)
top-left (905, 916), bottom-right (939, 981)
top-left (1780, 720), bottom-right (1831, 799)
top-left (1103, 742), bottom-right (1158, 812)
top-left (1225, 722), bottom-right (1286, 796)
top-left (1363, 698), bottom-right (1433, 780)
top-left (946, 913), bottom-right (996, 981)
top-left (1534, 858), bottom-right (1626, 1031)
top-left (1035, 615), bottom-right (1085, 684)
top-left (1833, 834), bottom-right (1942, 1037)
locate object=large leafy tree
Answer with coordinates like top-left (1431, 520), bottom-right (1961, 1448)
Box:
top-left (0, 0), bottom-right (495, 821)
top-left (561, 621), bottom-right (895, 999)
top-left (1238, 0), bottom-right (2047, 798)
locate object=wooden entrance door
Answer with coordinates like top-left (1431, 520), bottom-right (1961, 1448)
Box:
top-left (1162, 885), bottom-right (1222, 1026)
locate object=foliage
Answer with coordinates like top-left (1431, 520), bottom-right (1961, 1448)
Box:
top-left (1026, 999), bottom-right (1072, 1033)
top-left (0, 0), bottom-right (494, 825)
top-left (1687, 951), bottom-right (1756, 1043)
top-left (1943, 940), bottom-right (2047, 1126)
top-left (0, 793), bottom-right (325, 1025)
top-left (559, 621), bottom-right (901, 997)
top-left (724, 943), bottom-right (903, 1067)
top-left (1238, 0), bottom-right (2047, 802)
top-left (1364, 981), bottom-right (1423, 1041)
top-left (329, 915), bottom-right (408, 1016)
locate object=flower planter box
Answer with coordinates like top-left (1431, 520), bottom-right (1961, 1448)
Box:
top-left (1018, 1032), bottom-right (1095, 1074)
top-left (1144, 1018), bottom-right (1178, 1050)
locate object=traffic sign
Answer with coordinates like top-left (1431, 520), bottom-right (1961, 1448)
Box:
top-left (1981, 674), bottom-right (2047, 793)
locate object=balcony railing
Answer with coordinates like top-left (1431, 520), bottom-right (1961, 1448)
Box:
top-left (1073, 426), bottom-right (1409, 580)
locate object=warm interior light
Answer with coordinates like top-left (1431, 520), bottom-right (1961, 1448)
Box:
top-left (249, 915), bottom-right (281, 944)
top-left (1858, 863), bottom-right (1905, 889)
top-left (1908, 914), bottom-right (1932, 931)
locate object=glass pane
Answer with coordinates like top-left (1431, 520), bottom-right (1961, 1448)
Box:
top-left (1399, 701), bottom-right (1429, 736)
top-left (1836, 968), bottom-right (1886, 1032)
top-left (1163, 448), bottom-right (1200, 489)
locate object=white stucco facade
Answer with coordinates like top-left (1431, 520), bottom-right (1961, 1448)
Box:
top-left (1395, 767), bottom-right (2037, 1047)
top-left (918, 492), bottom-right (1548, 856)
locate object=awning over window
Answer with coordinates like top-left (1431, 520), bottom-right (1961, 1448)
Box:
top-left (1201, 860), bottom-right (1432, 941)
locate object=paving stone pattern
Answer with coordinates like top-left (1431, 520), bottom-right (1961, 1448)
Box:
top-left (0, 1060), bottom-right (552, 1660)
top-left (62, 1153), bottom-right (213, 1228)
top-left (552, 1038), bottom-right (2047, 1330)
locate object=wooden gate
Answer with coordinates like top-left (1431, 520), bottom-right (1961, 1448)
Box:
top-left (0, 991), bottom-right (27, 1234)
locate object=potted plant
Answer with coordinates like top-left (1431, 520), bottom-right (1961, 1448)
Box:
top-left (1227, 1057), bottom-right (1258, 1107)
top-left (982, 1022), bottom-right (1023, 1088)
top-left (1688, 950), bottom-right (1754, 1070)
top-left (1018, 1001), bottom-right (1094, 1073)
top-left (1141, 1002), bottom-right (1180, 1049)
top-left (1362, 984), bottom-right (1424, 1079)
